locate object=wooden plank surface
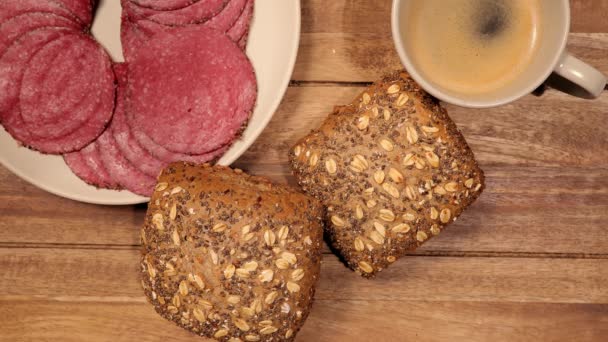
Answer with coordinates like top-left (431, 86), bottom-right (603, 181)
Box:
top-left (3, 164), bottom-right (608, 255)
top-left (1, 0), bottom-right (607, 341)
top-left (293, 34), bottom-right (608, 82)
top-left (3, 301), bottom-right (607, 342)
top-left (301, 0), bottom-right (608, 34)
top-left (1, 248), bottom-right (606, 303)
top-left (2, 301), bottom-right (607, 342)
top-left (1, 247), bottom-right (606, 341)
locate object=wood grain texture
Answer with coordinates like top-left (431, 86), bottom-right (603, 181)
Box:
top-left (1, 301), bottom-right (606, 342)
top-left (570, 0), bottom-right (608, 33)
top-left (1, 248), bottom-right (606, 304)
top-left (293, 33), bottom-right (608, 82)
top-left (301, 0), bottom-right (608, 34)
top-left (3, 163), bottom-right (608, 255)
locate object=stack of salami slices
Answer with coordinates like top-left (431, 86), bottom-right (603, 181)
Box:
top-left (0, 0), bottom-right (112, 154)
top-left (0, 0), bottom-right (257, 197)
top-left (121, 0), bottom-right (253, 60)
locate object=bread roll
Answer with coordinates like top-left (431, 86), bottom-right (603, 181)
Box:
top-left (289, 71), bottom-right (485, 277)
top-left (141, 163), bottom-right (324, 341)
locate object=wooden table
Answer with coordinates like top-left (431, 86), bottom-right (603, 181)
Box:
top-left (1, 1), bottom-right (607, 341)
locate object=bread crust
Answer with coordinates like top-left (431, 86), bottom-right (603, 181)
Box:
top-left (141, 163), bottom-right (324, 341)
top-left (289, 71), bottom-right (485, 277)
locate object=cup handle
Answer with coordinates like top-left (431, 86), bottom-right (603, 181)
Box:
top-left (553, 52), bottom-right (607, 98)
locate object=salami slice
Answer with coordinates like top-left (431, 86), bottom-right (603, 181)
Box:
top-left (120, 18), bottom-right (169, 62)
top-left (0, 12), bottom-right (80, 59)
top-left (111, 63), bottom-right (163, 177)
top-left (64, 148), bottom-right (96, 185)
top-left (205, 0), bottom-right (247, 33)
top-left (112, 97), bottom-right (163, 177)
top-left (130, 0), bottom-right (200, 11)
top-left (19, 33), bottom-right (115, 145)
top-left (0, 27), bottom-right (71, 140)
top-left (120, 16), bottom-right (149, 62)
top-left (112, 63), bottom-right (228, 177)
top-left (127, 26), bottom-right (256, 155)
top-left (24, 93), bottom-right (114, 153)
top-left (0, 0), bottom-right (84, 28)
top-left (132, 18), bottom-right (167, 39)
top-left (97, 130), bottom-right (156, 197)
top-left (238, 27), bottom-right (250, 49)
top-left (20, 34), bottom-right (93, 137)
top-left (64, 142), bottom-right (120, 189)
top-left (52, 0), bottom-right (94, 27)
top-left (121, 0), bottom-right (246, 59)
top-left (125, 0), bottom-right (228, 26)
top-left (131, 128), bottom-right (230, 164)
top-left (227, 0), bottom-right (253, 43)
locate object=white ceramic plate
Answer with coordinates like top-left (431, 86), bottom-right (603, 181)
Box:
top-left (0, 0), bottom-right (301, 205)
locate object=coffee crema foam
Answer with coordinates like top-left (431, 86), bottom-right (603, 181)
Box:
top-left (403, 0), bottom-right (542, 95)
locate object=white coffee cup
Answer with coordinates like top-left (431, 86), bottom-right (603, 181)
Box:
top-left (391, 0), bottom-right (607, 108)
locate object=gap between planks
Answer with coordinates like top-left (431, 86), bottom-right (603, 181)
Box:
top-left (289, 80), bottom-right (608, 91)
top-left (1, 300), bottom-right (605, 342)
top-left (1, 247), bottom-right (606, 304)
top-left (289, 80), bottom-right (372, 87)
top-left (0, 243), bottom-right (606, 259)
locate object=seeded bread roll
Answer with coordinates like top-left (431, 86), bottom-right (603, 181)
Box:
top-left (289, 70), bottom-right (485, 278)
top-left (140, 163), bottom-right (324, 341)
